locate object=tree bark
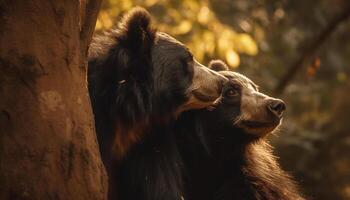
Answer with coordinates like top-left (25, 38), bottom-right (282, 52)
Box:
top-left (0, 1), bottom-right (107, 199)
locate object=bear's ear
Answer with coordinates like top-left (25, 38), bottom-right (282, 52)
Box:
top-left (118, 7), bottom-right (156, 56)
top-left (208, 60), bottom-right (229, 71)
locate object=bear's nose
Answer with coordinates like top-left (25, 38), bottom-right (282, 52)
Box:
top-left (268, 99), bottom-right (286, 118)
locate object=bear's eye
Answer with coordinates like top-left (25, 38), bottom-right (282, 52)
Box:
top-left (225, 88), bottom-right (239, 97)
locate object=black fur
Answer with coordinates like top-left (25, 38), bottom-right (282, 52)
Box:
top-left (88, 7), bottom-right (195, 200)
top-left (88, 8), bottom-right (156, 132)
top-left (88, 7), bottom-right (194, 156)
top-left (117, 123), bottom-right (184, 200)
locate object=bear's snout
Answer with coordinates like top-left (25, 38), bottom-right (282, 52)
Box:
top-left (190, 61), bottom-right (228, 104)
top-left (268, 99), bottom-right (286, 118)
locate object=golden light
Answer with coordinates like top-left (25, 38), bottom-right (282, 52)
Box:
top-left (226, 49), bottom-right (240, 68)
top-left (95, 19), bottom-right (103, 30)
top-left (99, 11), bottom-right (113, 29)
top-left (197, 6), bottom-right (211, 24)
top-left (236, 34), bottom-right (258, 56)
top-left (173, 20), bottom-right (192, 35)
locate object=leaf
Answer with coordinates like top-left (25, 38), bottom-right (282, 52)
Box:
top-left (197, 6), bottom-right (211, 24)
top-left (236, 34), bottom-right (258, 56)
top-left (226, 49), bottom-right (240, 68)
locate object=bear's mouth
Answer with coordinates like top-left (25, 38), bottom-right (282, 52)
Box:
top-left (241, 120), bottom-right (280, 129)
top-left (240, 119), bottom-right (282, 136)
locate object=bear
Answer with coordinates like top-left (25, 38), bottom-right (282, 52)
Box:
top-left (87, 8), bottom-right (227, 200)
top-left (175, 60), bottom-right (305, 200)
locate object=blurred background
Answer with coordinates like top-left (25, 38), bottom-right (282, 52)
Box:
top-left (95, 0), bottom-right (350, 199)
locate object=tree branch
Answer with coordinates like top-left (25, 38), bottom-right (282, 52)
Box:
top-left (274, 4), bottom-right (350, 95)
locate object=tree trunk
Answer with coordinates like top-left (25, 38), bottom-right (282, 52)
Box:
top-left (0, 1), bottom-right (107, 199)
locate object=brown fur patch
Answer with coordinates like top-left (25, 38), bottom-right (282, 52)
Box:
top-left (112, 116), bottom-right (174, 160)
top-left (112, 120), bottom-right (149, 160)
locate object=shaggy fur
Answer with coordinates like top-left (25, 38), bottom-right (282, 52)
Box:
top-left (88, 8), bottom-right (157, 162)
top-left (88, 8), bottom-right (188, 200)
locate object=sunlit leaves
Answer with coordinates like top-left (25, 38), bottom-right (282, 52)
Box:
top-left (96, 0), bottom-right (259, 69)
top-left (236, 34), bottom-right (258, 56)
top-left (197, 6), bottom-right (211, 25)
top-left (226, 49), bottom-right (240, 68)
top-left (144, 0), bottom-right (159, 7)
top-left (160, 20), bottom-right (192, 35)
top-left (97, 11), bottom-right (113, 29)
top-left (202, 31), bottom-right (215, 55)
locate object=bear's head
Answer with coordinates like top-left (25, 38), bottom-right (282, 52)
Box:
top-left (176, 61), bottom-right (299, 200)
top-left (198, 60), bottom-right (286, 143)
top-left (89, 8), bottom-right (226, 124)
top-left (88, 8), bottom-right (227, 158)
top-left (209, 60), bottom-right (286, 137)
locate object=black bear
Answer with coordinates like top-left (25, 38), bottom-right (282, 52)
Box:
top-left (88, 8), bottom-right (227, 200)
top-left (176, 60), bottom-right (305, 200)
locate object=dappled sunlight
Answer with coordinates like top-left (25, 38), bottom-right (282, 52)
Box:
top-left (95, 0), bottom-right (259, 69)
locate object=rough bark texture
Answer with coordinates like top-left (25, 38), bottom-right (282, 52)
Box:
top-left (0, 0), bottom-right (107, 199)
